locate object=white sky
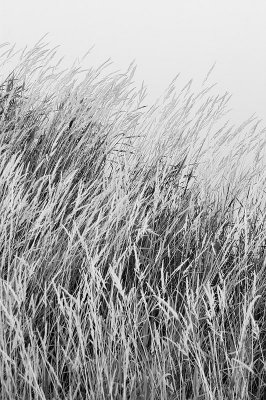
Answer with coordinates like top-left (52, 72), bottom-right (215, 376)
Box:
top-left (1, 0), bottom-right (266, 126)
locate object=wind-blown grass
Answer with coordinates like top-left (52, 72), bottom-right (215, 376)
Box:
top-left (0, 38), bottom-right (266, 399)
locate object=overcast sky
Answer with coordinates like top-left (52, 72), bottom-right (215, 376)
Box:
top-left (1, 0), bottom-right (266, 127)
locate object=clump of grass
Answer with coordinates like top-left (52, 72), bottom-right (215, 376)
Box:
top-left (0, 38), bottom-right (266, 400)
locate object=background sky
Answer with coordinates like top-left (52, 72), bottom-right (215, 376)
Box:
top-left (1, 0), bottom-right (266, 127)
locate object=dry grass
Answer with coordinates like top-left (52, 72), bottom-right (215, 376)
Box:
top-left (0, 38), bottom-right (266, 399)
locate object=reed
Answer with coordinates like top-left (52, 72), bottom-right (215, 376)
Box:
top-left (0, 38), bottom-right (266, 399)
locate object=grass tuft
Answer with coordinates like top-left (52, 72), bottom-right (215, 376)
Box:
top-left (0, 39), bottom-right (266, 399)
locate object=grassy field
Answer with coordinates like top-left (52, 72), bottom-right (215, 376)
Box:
top-left (0, 39), bottom-right (266, 399)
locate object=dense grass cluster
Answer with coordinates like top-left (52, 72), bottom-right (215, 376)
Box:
top-left (0, 39), bottom-right (266, 399)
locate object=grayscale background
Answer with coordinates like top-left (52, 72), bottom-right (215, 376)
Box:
top-left (1, 0), bottom-right (266, 126)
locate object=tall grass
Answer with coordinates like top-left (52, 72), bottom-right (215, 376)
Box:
top-left (0, 38), bottom-right (266, 399)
